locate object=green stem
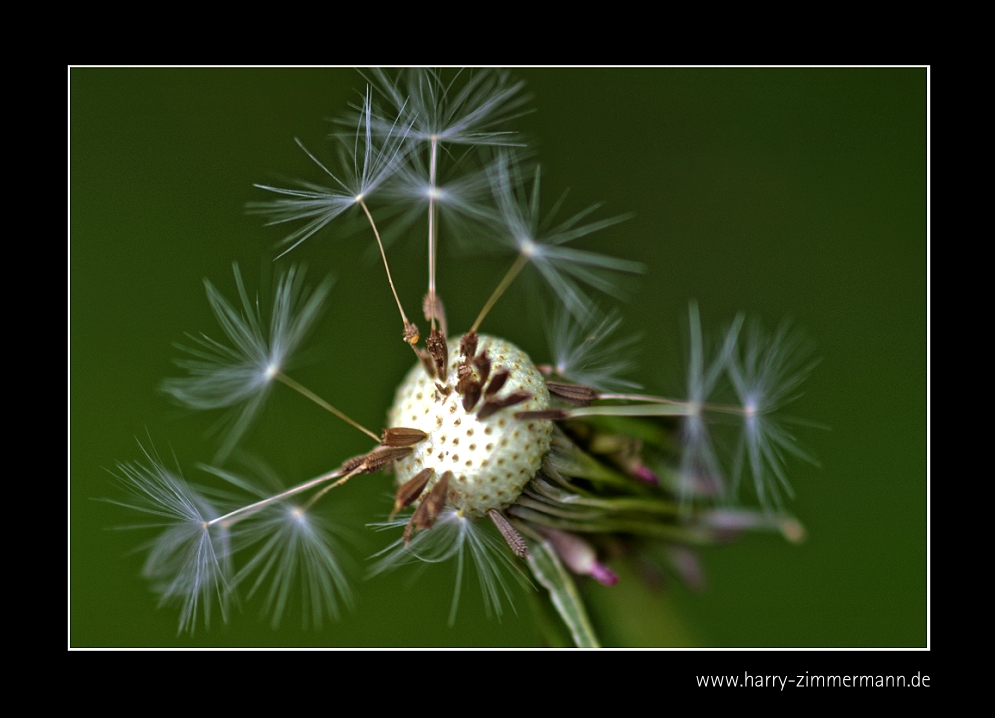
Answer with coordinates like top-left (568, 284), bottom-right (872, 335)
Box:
top-left (526, 536), bottom-right (601, 648)
top-left (567, 404), bottom-right (693, 419)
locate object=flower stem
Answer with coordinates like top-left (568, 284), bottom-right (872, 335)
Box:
top-left (519, 526), bottom-right (601, 648)
top-left (595, 393), bottom-right (749, 416)
top-left (597, 392), bottom-right (687, 403)
top-left (565, 403), bottom-right (693, 418)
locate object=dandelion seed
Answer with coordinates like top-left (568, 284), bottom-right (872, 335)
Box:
top-left (362, 70), bottom-right (532, 330)
top-left (727, 318), bottom-right (820, 509)
top-left (370, 508), bottom-right (529, 625)
top-left (217, 462), bottom-right (357, 611)
top-left (231, 502), bottom-right (353, 630)
top-left (162, 263), bottom-right (332, 461)
top-left (249, 87), bottom-right (412, 256)
top-left (380, 150), bottom-right (496, 252)
top-left (487, 153), bottom-right (641, 323)
top-left (547, 305), bottom-right (641, 392)
top-left (678, 302), bottom-right (743, 501)
top-left (367, 68), bottom-right (531, 148)
top-left (109, 443), bottom-right (232, 633)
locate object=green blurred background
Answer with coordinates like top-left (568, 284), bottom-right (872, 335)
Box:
top-left (70, 68), bottom-right (926, 647)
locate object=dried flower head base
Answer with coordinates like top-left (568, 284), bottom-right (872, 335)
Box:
top-left (115, 69), bottom-right (816, 646)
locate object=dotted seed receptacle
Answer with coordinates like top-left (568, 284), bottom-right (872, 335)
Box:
top-left (387, 335), bottom-right (553, 518)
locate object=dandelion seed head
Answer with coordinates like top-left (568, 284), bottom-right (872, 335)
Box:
top-left (112, 68), bottom-right (821, 641)
top-left (388, 336), bottom-right (553, 518)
